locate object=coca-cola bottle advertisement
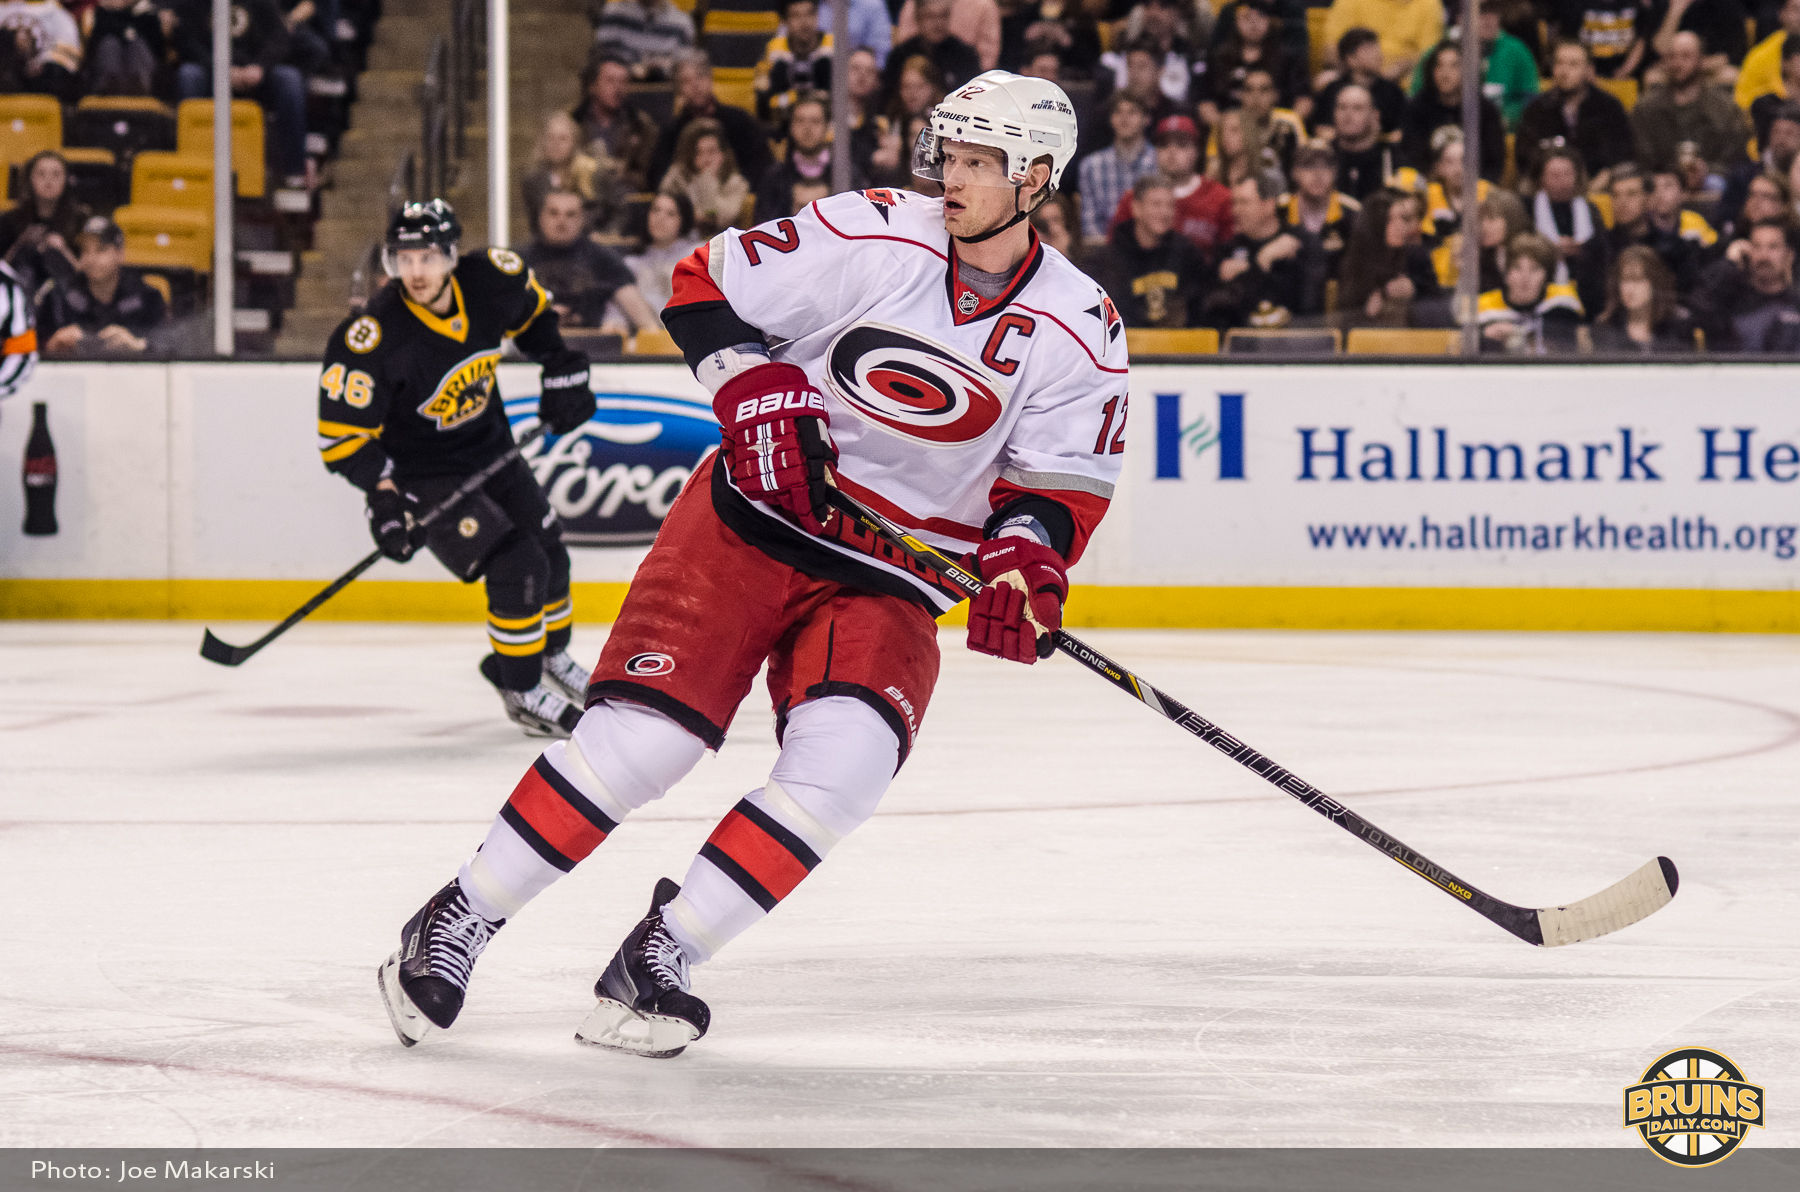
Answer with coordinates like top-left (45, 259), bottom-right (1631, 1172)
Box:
top-left (22, 400), bottom-right (56, 536)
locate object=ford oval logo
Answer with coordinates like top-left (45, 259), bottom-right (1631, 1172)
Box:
top-left (505, 392), bottom-right (718, 546)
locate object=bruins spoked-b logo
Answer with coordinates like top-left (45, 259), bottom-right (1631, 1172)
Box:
top-left (419, 349), bottom-right (501, 430)
top-left (825, 323), bottom-right (1007, 447)
top-left (1624, 1046), bottom-right (1764, 1167)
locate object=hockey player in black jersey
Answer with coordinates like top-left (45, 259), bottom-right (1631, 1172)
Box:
top-left (317, 200), bottom-right (598, 736)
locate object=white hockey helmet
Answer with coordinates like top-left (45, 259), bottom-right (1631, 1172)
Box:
top-left (912, 70), bottom-right (1079, 196)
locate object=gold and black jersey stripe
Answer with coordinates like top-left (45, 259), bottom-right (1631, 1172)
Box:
top-left (316, 247), bottom-right (561, 492)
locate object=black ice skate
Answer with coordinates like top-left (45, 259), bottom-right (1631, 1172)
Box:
top-left (479, 653), bottom-right (582, 738)
top-left (576, 877), bottom-right (710, 1058)
top-left (540, 649), bottom-right (591, 707)
top-left (377, 879), bottom-right (504, 1047)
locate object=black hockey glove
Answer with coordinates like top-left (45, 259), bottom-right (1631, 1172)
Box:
top-left (538, 350), bottom-right (596, 434)
top-left (367, 486), bottom-right (422, 561)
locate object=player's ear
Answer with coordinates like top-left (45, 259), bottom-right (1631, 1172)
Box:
top-left (1024, 159), bottom-right (1053, 207)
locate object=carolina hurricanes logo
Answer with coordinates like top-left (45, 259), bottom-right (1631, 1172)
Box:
top-left (825, 323), bottom-right (1008, 447)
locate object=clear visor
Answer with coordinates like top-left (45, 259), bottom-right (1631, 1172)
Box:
top-left (381, 243), bottom-right (458, 278)
top-left (911, 131), bottom-right (1020, 188)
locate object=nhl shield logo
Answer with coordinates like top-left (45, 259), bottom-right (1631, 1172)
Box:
top-left (957, 291), bottom-right (979, 315)
top-left (825, 322), bottom-right (1008, 447)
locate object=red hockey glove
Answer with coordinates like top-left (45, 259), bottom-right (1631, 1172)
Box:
top-left (966, 536), bottom-right (1068, 664)
top-left (712, 362), bottom-right (837, 535)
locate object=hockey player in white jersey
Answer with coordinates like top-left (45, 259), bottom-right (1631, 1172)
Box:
top-left (378, 71), bottom-right (1129, 1056)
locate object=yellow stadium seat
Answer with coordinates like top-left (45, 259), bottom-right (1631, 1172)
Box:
top-left (711, 67), bottom-right (757, 111)
top-left (175, 100), bottom-right (266, 198)
top-left (1345, 328), bottom-right (1459, 354)
top-left (628, 328), bottom-right (680, 355)
top-left (1125, 327), bottom-right (1219, 355)
top-left (77, 95), bottom-right (172, 113)
top-left (112, 204), bottom-right (212, 272)
top-left (703, 10), bottom-right (778, 34)
top-left (1308, 8), bottom-right (1330, 78)
top-left (139, 272), bottom-right (172, 305)
top-left (131, 151), bottom-right (215, 212)
top-left (0, 94), bottom-right (62, 171)
top-left (1595, 77), bottom-right (1638, 109)
top-left (60, 146), bottom-right (115, 166)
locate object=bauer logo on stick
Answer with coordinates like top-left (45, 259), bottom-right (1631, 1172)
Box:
top-left (1623, 1046), bottom-right (1764, 1167)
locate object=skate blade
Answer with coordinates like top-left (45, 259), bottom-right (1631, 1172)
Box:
top-left (377, 952), bottom-right (432, 1048)
top-left (574, 997), bottom-right (697, 1059)
top-left (503, 706), bottom-right (571, 739)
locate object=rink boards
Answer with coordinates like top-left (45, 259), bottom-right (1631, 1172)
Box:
top-left (3, 359), bottom-right (1799, 631)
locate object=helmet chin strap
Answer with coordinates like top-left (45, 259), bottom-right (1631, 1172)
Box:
top-left (952, 183), bottom-right (1033, 245)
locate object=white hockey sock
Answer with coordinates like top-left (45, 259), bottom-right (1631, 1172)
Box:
top-left (458, 700), bottom-right (706, 921)
top-left (663, 696), bottom-right (898, 963)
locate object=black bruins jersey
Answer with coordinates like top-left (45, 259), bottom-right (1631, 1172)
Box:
top-left (317, 246), bottom-right (559, 491)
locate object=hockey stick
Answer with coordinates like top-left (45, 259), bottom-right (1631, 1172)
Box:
top-left (199, 423), bottom-right (553, 667)
top-left (819, 486), bottom-right (1680, 948)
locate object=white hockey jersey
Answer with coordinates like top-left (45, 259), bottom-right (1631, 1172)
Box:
top-left (667, 187), bottom-right (1129, 613)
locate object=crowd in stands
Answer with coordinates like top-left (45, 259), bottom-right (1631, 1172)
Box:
top-left (0, 0), bottom-right (376, 355)
top-left (545, 0), bottom-right (1800, 350)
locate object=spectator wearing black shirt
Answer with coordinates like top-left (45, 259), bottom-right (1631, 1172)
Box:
top-left (1330, 83), bottom-right (1394, 200)
top-left (1198, 0), bottom-right (1310, 125)
top-left (1606, 163), bottom-right (1707, 292)
top-left (172, 0), bottom-right (307, 184)
top-left (37, 216), bottom-right (167, 355)
top-left (1690, 219), bottom-right (1800, 349)
top-left (1099, 173), bottom-right (1209, 327)
top-left (0, 151), bottom-right (84, 295)
top-left (1556, 0), bottom-right (1654, 78)
top-left (1401, 41), bottom-right (1507, 180)
top-left (885, 0), bottom-right (982, 96)
top-left (1515, 40), bottom-right (1636, 187)
top-left (1648, 0), bottom-right (1750, 76)
top-left (999, 0), bottom-right (1102, 76)
top-left (86, 0), bottom-right (165, 95)
top-left (1337, 187), bottom-right (1443, 325)
top-left (1283, 143), bottom-right (1360, 315)
top-left (1590, 244), bottom-right (1698, 351)
top-left (1533, 147), bottom-right (1612, 315)
top-left (753, 92), bottom-right (865, 223)
top-left (1313, 28), bottom-right (1408, 134)
top-left (519, 190), bottom-right (660, 332)
top-left (1720, 99), bottom-right (1800, 232)
top-left (1203, 170), bottom-right (1306, 328)
top-left (647, 51), bottom-right (773, 192)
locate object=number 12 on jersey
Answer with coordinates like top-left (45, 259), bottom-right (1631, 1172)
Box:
top-left (1094, 394), bottom-right (1127, 455)
top-left (321, 362), bottom-right (375, 409)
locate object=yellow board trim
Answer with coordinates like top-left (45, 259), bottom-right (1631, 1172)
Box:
top-left (6, 581), bottom-right (1800, 634)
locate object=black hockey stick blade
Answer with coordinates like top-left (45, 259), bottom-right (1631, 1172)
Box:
top-left (199, 628), bottom-right (254, 667)
top-left (196, 423), bottom-right (555, 669)
top-left (818, 485), bottom-right (1681, 948)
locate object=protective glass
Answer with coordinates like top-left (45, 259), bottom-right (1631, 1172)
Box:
top-left (381, 243), bottom-right (458, 278)
top-left (911, 130), bottom-right (1018, 188)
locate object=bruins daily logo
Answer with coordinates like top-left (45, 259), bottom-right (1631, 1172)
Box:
top-left (487, 247), bottom-right (523, 274)
top-left (1624, 1046), bottom-right (1764, 1167)
top-left (345, 316), bottom-right (381, 353)
top-left (825, 322), bottom-right (1008, 447)
top-left (418, 349), bottom-right (501, 430)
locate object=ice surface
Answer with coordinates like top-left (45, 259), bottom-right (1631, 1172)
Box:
top-left (1, 622), bottom-right (1796, 1147)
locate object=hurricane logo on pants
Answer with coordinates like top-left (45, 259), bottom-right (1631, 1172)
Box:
top-left (625, 652), bottom-right (675, 676)
top-left (825, 323), bottom-right (1008, 447)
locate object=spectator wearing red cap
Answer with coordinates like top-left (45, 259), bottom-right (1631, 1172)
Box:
top-left (1108, 115), bottom-right (1235, 265)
